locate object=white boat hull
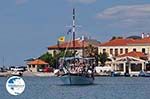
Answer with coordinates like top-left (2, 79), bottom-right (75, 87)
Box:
top-left (60, 74), bottom-right (94, 85)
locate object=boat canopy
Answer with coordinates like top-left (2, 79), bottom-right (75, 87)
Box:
top-left (59, 56), bottom-right (95, 61)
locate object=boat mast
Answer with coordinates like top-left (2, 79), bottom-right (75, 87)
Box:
top-left (72, 8), bottom-right (76, 57)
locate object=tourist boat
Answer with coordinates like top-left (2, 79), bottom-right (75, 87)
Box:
top-left (58, 9), bottom-right (95, 85)
top-left (59, 57), bottom-right (95, 85)
top-left (61, 74), bottom-right (94, 85)
top-left (11, 71), bottom-right (23, 76)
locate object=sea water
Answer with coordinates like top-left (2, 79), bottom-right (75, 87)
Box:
top-left (0, 77), bottom-right (150, 99)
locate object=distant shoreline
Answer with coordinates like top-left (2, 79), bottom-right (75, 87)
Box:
top-left (0, 71), bottom-right (55, 77)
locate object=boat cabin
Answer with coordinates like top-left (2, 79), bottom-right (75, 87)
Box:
top-left (59, 56), bottom-right (96, 74)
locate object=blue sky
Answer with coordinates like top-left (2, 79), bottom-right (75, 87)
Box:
top-left (1, 0), bottom-right (150, 66)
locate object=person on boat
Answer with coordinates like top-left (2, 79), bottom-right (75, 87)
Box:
top-left (70, 66), bottom-right (76, 74)
top-left (75, 59), bottom-right (79, 67)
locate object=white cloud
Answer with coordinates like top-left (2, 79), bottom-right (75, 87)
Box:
top-left (96, 4), bottom-right (150, 30)
top-left (97, 4), bottom-right (150, 20)
top-left (67, 0), bottom-right (96, 4)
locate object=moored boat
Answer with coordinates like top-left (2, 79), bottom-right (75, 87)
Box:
top-left (61, 73), bottom-right (94, 85)
top-left (59, 57), bottom-right (95, 85)
top-left (58, 8), bottom-right (95, 85)
top-left (11, 71), bottom-right (23, 76)
top-left (138, 70), bottom-right (150, 77)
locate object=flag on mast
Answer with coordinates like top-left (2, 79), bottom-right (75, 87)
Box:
top-left (58, 36), bottom-right (65, 42)
top-left (67, 28), bottom-right (72, 35)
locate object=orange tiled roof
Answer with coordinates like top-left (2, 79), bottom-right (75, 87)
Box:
top-left (27, 59), bottom-right (48, 65)
top-left (100, 37), bottom-right (150, 46)
top-left (48, 40), bottom-right (89, 49)
top-left (133, 37), bottom-right (150, 44)
top-left (118, 51), bottom-right (146, 58)
top-left (100, 38), bottom-right (135, 46)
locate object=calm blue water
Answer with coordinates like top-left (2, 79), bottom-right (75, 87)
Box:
top-left (0, 77), bottom-right (150, 99)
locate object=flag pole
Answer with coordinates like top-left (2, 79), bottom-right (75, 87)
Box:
top-left (57, 40), bottom-right (60, 50)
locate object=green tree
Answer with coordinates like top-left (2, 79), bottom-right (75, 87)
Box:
top-left (84, 44), bottom-right (98, 57)
top-left (110, 36), bottom-right (117, 41)
top-left (39, 52), bottom-right (53, 64)
top-left (110, 36), bottom-right (123, 41)
top-left (98, 52), bottom-right (108, 66)
top-left (39, 50), bottom-right (75, 69)
top-left (38, 52), bottom-right (57, 68)
top-left (58, 50), bottom-right (75, 58)
top-left (84, 44), bottom-right (98, 65)
top-left (39, 52), bottom-right (59, 68)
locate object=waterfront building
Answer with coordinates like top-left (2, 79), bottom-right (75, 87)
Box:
top-left (114, 52), bottom-right (146, 76)
top-left (98, 33), bottom-right (150, 75)
top-left (47, 37), bottom-right (99, 57)
top-left (27, 59), bottom-right (49, 72)
top-left (99, 37), bottom-right (150, 57)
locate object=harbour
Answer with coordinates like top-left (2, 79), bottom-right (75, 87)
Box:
top-left (0, 0), bottom-right (150, 99)
top-left (0, 77), bottom-right (150, 99)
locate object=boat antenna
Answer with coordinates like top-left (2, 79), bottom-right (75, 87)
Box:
top-left (2, 56), bottom-right (5, 68)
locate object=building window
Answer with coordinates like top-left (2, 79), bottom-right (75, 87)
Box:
top-left (125, 48), bottom-right (128, 54)
top-left (115, 49), bottom-right (118, 56)
top-left (142, 48), bottom-right (145, 53)
top-left (103, 49), bottom-right (106, 53)
top-left (133, 48), bottom-right (136, 52)
top-left (28, 65), bottom-right (31, 68)
top-left (146, 63), bottom-right (150, 71)
top-left (116, 64), bottom-right (124, 71)
top-left (32, 65), bottom-right (35, 68)
top-left (120, 48), bottom-right (123, 54)
top-left (110, 49), bottom-right (113, 55)
top-left (131, 63), bottom-right (142, 71)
